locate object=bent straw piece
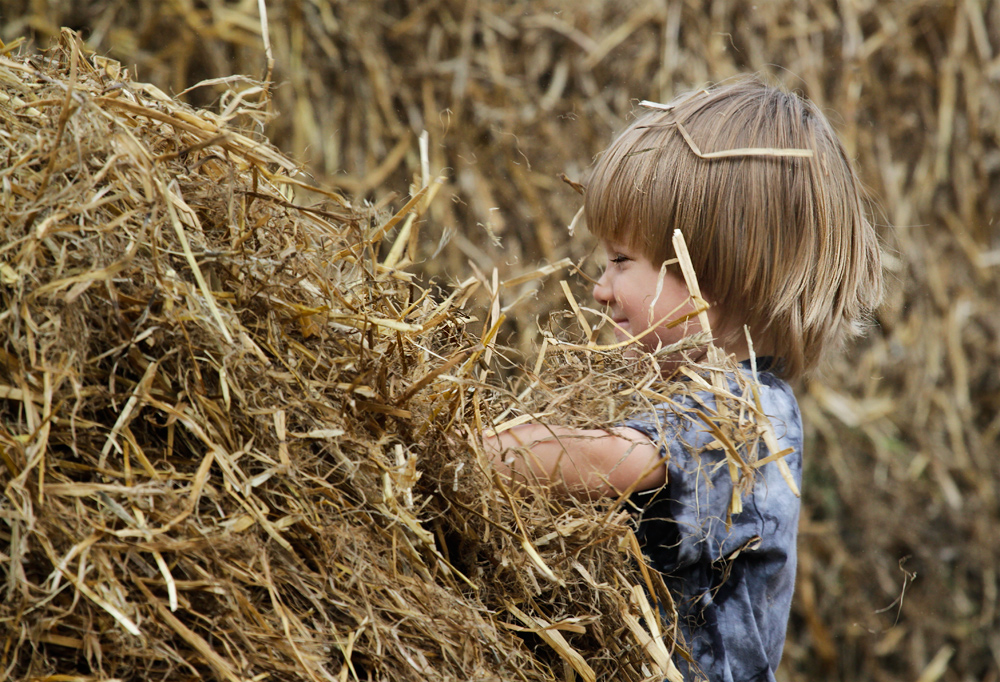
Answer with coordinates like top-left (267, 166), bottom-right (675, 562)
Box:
top-left (395, 351), bottom-right (467, 406)
top-left (630, 585), bottom-right (683, 682)
top-left (567, 204), bottom-right (585, 236)
top-left (135, 579), bottom-right (243, 682)
top-left (483, 268), bottom-right (501, 371)
top-left (151, 550), bottom-right (178, 612)
top-left (560, 280), bottom-right (593, 344)
top-left (753, 447), bottom-right (796, 468)
top-left (43, 482), bottom-right (164, 497)
top-left (621, 610), bottom-right (683, 682)
top-left (273, 410), bottom-right (290, 468)
top-left (99, 359), bottom-right (159, 469)
top-left (763, 428), bottom-right (801, 497)
top-left (692, 408), bottom-right (750, 519)
top-left (158, 177), bottom-right (234, 344)
top-left (672, 230), bottom-right (731, 413)
top-left (47, 532), bottom-right (101, 594)
top-left (674, 365), bottom-right (713, 391)
top-left (39, 532), bottom-right (142, 638)
top-left (95, 95), bottom-right (292, 169)
top-left (489, 413), bottom-right (552, 434)
top-left (384, 178), bottom-right (446, 271)
top-left (75, 578), bottom-right (143, 637)
top-left (382, 212), bottom-right (417, 270)
top-left (675, 120), bottom-right (814, 159)
top-left (264, 172), bottom-right (351, 207)
top-left (507, 604), bottom-right (596, 682)
top-left (555, 302), bottom-right (710, 353)
top-left (492, 471), bottom-right (563, 585)
top-left (638, 99), bottom-right (676, 111)
top-left (500, 257), bottom-right (573, 288)
top-left (330, 314), bottom-right (422, 334)
top-left (357, 182), bottom-right (429, 251)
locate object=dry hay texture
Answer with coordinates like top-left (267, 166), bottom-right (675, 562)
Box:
top-left (0, 29), bottom-right (717, 682)
top-left (1, 1), bottom-right (999, 681)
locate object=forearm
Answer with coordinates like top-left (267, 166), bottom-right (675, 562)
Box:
top-left (488, 425), bottom-right (607, 494)
top-left (484, 424), bottom-right (665, 498)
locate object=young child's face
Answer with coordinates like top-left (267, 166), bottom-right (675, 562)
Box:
top-left (593, 241), bottom-right (717, 355)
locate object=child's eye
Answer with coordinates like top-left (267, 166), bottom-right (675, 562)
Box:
top-left (610, 254), bottom-right (630, 264)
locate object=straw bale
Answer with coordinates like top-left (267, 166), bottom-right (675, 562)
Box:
top-left (3, 2), bottom-right (1000, 681)
top-left (0, 30), bottom-right (742, 682)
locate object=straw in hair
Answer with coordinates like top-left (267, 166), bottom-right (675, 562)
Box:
top-left (586, 78), bottom-right (883, 378)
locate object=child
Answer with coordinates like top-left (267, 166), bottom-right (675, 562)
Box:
top-left (485, 78), bottom-right (883, 681)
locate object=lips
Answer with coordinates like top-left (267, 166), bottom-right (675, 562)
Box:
top-left (611, 319), bottom-right (630, 339)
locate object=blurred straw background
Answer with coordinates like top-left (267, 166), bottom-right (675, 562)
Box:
top-left (1, 1), bottom-right (998, 681)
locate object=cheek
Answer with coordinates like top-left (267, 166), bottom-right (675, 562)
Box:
top-left (618, 287), bottom-right (641, 314)
top-left (619, 279), bottom-right (643, 305)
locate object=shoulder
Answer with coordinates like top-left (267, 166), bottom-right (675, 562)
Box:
top-left (751, 360), bottom-right (801, 420)
top-left (624, 359), bottom-right (801, 449)
top-left (750, 361), bottom-right (803, 463)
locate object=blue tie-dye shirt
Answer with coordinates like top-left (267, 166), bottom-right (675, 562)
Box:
top-left (624, 360), bottom-right (802, 682)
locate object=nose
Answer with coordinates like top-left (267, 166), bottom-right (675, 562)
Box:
top-left (593, 268), bottom-right (612, 306)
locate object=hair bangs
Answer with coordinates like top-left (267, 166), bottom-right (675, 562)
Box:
top-left (584, 115), bottom-right (685, 264)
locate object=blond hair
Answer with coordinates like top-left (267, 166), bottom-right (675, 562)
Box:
top-left (584, 77), bottom-right (883, 379)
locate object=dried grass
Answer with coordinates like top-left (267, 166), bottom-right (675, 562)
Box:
top-left (0, 30), bottom-right (782, 682)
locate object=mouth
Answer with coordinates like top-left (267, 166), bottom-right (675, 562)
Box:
top-left (610, 319), bottom-right (630, 339)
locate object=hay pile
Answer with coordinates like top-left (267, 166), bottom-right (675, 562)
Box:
top-left (0, 31), bottom-right (725, 681)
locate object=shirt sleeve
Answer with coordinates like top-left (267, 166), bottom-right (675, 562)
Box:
top-left (623, 391), bottom-right (766, 572)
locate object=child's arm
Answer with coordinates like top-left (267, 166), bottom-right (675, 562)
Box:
top-left (484, 424), bottom-right (666, 498)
